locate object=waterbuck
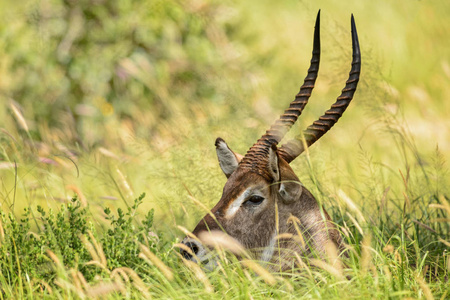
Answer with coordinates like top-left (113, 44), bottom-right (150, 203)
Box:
top-left (180, 11), bottom-right (361, 271)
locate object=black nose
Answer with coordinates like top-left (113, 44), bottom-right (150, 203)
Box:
top-left (181, 242), bottom-right (199, 260)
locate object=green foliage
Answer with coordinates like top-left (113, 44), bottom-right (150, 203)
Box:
top-left (102, 193), bottom-right (157, 270)
top-left (36, 197), bottom-right (89, 271)
top-left (0, 0), bottom-right (248, 145)
top-left (0, 0), bottom-right (449, 298)
top-left (0, 194), bottom-right (156, 287)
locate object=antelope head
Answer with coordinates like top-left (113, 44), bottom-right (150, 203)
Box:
top-left (181, 11), bottom-right (361, 270)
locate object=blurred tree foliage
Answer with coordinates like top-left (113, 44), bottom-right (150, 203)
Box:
top-left (0, 0), bottom-right (251, 146)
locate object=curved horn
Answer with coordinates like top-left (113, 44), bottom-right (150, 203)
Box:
top-left (239, 11), bottom-right (321, 172)
top-left (278, 14), bottom-right (361, 164)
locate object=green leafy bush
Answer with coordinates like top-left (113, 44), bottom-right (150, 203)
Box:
top-left (0, 0), bottom-right (248, 144)
top-left (0, 193), bottom-right (156, 283)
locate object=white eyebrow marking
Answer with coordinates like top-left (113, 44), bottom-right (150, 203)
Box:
top-left (225, 188), bottom-right (251, 219)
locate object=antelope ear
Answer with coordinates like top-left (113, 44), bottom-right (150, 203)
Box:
top-left (268, 144), bottom-right (280, 182)
top-left (279, 180), bottom-right (303, 203)
top-left (215, 137), bottom-right (242, 178)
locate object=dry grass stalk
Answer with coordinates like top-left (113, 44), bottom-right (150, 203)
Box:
top-left (174, 243), bottom-right (198, 262)
top-left (86, 282), bottom-right (122, 298)
top-left (112, 267), bottom-right (150, 298)
top-left (139, 244), bottom-right (174, 280)
top-left (383, 266), bottom-right (392, 282)
top-left (422, 265), bottom-right (429, 278)
top-left (310, 259), bottom-right (345, 281)
top-left (417, 277), bottom-right (434, 300)
top-left (70, 269), bottom-right (83, 293)
top-left (216, 261), bottom-right (229, 281)
top-left (46, 249), bottom-right (62, 268)
top-left (447, 252), bottom-right (450, 273)
top-left (88, 231), bottom-right (107, 267)
top-left (439, 195), bottom-right (450, 214)
top-left (0, 218), bottom-right (4, 245)
top-left (112, 274), bottom-right (127, 296)
top-left (54, 277), bottom-right (87, 299)
top-left (182, 259), bottom-right (213, 293)
top-left (340, 225), bottom-right (351, 239)
top-left (180, 203), bottom-right (189, 216)
top-left (394, 249), bottom-right (402, 263)
top-left (383, 244), bottom-right (394, 254)
top-left (402, 191), bottom-right (411, 213)
top-left (65, 185), bottom-right (88, 207)
top-left (241, 259), bottom-right (276, 285)
top-left (198, 231), bottom-right (247, 257)
top-left (338, 189), bottom-right (366, 224)
top-left (279, 276), bottom-right (294, 292)
top-left (370, 264), bottom-right (379, 284)
top-left (325, 241), bottom-right (342, 275)
top-left (287, 215), bottom-right (306, 248)
top-left (98, 147), bottom-right (120, 160)
top-left (116, 168), bottom-right (134, 199)
top-left (435, 254), bottom-right (440, 278)
top-left (40, 280), bottom-right (53, 295)
top-left (124, 268), bottom-right (150, 298)
top-left (429, 196), bottom-right (450, 223)
top-left (177, 226), bottom-right (201, 242)
top-left (76, 271), bottom-right (89, 291)
top-left (360, 234), bottom-right (373, 274)
top-left (345, 212), bottom-right (364, 236)
top-left (80, 235), bottom-right (100, 263)
top-left (276, 233), bottom-right (293, 240)
top-left (438, 238), bottom-right (450, 248)
top-left (0, 128), bottom-right (18, 144)
top-left (110, 268), bottom-right (131, 295)
top-left (429, 204), bottom-right (447, 210)
top-left (295, 253), bottom-right (313, 279)
top-left (430, 218), bottom-right (450, 223)
top-left (243, 270), bottom-right (255, 285)
top-left (0, 162), bottom-right (16, 170)
top-left (187, 195), bottom-right (218, 224)
top-left (111, 268), bottom-right (130, 283)
top-left (80, 232), bottom-right (109, 272)
top-left (10, 100), bottom-right (29, 132)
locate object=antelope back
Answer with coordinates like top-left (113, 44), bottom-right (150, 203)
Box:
top-left (180, 11), bottom-right (361, 270)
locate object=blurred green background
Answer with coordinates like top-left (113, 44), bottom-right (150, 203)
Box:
top-left (0, 0), bottom-right (449, 236)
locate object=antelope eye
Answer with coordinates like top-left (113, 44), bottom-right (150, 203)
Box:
top-left (245, 195), bottom-right (264, 205)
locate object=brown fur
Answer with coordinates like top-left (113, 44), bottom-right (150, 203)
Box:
top-left (189, 155), bottom-right (345, 271)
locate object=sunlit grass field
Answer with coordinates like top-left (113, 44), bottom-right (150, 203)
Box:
top-left (0, 0), bottom-right (449, 298)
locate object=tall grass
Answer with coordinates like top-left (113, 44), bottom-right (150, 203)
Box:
top-left (0, 0), bottom-right (449, 298)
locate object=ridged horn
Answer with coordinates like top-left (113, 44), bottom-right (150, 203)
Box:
top-left (278, 14), bottom-right (361, 164)
top-left (239, 11), bottom-right (321, 174)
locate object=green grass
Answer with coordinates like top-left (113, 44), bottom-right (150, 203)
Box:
top-left (0, 0), bottom-right (449, 298)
